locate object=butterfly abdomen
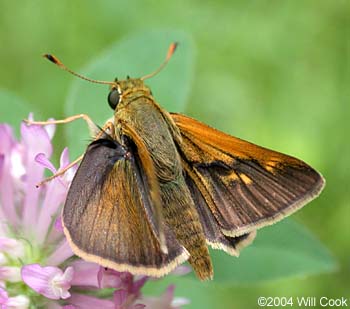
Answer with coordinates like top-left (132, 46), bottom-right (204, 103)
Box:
top-left (161, 179), bottom-right (213, 280)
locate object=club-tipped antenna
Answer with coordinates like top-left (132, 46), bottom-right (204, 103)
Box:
top-left (43, 54), bottom-right (115, 85)
top-left (141, 42), bottom-right (178, 81)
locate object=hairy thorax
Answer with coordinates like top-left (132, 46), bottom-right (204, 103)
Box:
top-left (115, 94), bottom-right (182, 183)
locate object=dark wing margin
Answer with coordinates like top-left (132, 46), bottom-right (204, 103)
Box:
top-left (172, 113), bottom-right (325, 237)
top-left (63, 137), bottom-right (189, 277)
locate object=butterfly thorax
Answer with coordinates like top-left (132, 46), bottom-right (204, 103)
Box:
top-left (115, 88), bottom-right (182, 183)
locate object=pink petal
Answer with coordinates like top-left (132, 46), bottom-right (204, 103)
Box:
top-left (70, 261), bottom-right (100, 288)
top-left (6, 295), bottom-right (30, 308)
top-left (132, 276), bottom-right (149, 295)
top-left (140, 285), bottom-right (189, 309)
top-left (0, 155), bottom-right (3, 175)
top-left (27, 113), bottom-right (34, 122)
top-left (0, 223), bottom-right (9, 238)
top-left (0, 125), bottom-right (17, 225)
top-left (162, 285), bottom-right (175, 304)
top-left (35, 153), bottom-right (57, 175)
top-left (113, 289), bottom-right (128, 308)
top-left (25, 114), bottom-right (56, 140)
top-left (0, 287), bottom-right (8, 303)
top-left (0, 156), bottom-right (5, 223)
top-left (43, 118), bottom-right (56, 140)
top-left (10, 144), bottom-right (26, 180)
top-left (45, 216), bottom-right (64, 246)
top-left (0, 266), bottom-right (21, 282)
top-left (0, 237), bottom-right (24, 258)
top-left (35, 152), bottom-right (66, 189)
top-left (0, 253), bottom-right (6, 265)
top-left (97, 267), bottom-right (123, 289)
top-left (59, 148), bottom-right (78, 183)
top-left (171, 297), bottom-right (191, 308)
top-left (36, 148), bottom-right (75, 243)
top-left (46, 239), bottom-right (74, 266)
top-left (20, 122), bottom-right (52, 229)
top-left (59, 148), bottom-right (70, 170)
top-left (171, 266), bottom-right (191, 276)
top-left (67, 293), bottom-right (114, 309)
top-left (0, 125), bottom-right (15, 155)
top-left (35, 176), bottom-right (67, 244)
top-left (21, 264), bottom-right (73, 300)
top-left (54, 216), bottom-right (63, 232)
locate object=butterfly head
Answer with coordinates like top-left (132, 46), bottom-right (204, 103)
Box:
top-left (107, 77), bottom-right (151, 110)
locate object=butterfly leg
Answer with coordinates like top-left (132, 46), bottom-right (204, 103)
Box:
top-left (24, 113), bottom-right (98, 136)
top-left (36, 154), bottom-right (84, 187)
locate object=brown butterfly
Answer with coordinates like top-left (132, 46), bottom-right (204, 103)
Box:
top-left (28, 43), bottom-right (325, 280)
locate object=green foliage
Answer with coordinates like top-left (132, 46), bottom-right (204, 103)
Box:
top-left (0, 90), bottom-right (41, 137)
top-left (143, 219), bottom-right (336, 307)
top-left (0, 1), bottom-right (348, 307)
top-left (208, 219), bottom-right (335, 283)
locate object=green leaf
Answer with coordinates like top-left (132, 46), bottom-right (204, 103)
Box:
top-left (64, 29), bottom-right (194, 157)
top-left (208, 219), bottom-right (337, 283)
top-left (144, 219), bottom-right (336, 307)
top-left (0, 89), bottom-right (42, 137)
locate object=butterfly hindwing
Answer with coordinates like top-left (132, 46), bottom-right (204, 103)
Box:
top-left (172, 113), bottom-right (325, 237)
top-left (62, 137), bottom-right (189, 276)
top-left (183, 163), bottom-right (256, 256)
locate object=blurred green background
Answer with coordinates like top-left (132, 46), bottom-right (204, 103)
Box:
top-left (0, 1), bottom-right (349, 308)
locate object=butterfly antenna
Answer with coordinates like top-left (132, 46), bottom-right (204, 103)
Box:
top-left (43, 54), bottom-right (115, 85)
top-left (141, 42), bottom-right (178, 80)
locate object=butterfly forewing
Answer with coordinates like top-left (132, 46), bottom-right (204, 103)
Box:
top-left (62, 137), bottom-right (189, 276)
top-left (172, 113), bottom-right (325, 237)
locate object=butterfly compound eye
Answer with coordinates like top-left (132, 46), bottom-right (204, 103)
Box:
top-left (107, 88), bottom-right (120, 110)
